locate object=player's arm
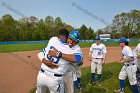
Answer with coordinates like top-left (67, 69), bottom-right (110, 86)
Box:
top-left (102, 45), bottom-right (107, 64)
top-left (123, 57), bottom-right (134, 62)
top-left (89, 51), bottom-right (92, 61)
top-left (62, 53), bottom-right (82, 64)
top-left (89, 45), bottom-right (93, 61)
top-left (102, 54), bottom-right (106, 64)
top-left (119, 48), bottom-right (134, 63)
top-left (117, 58), bottom-right (123, 63)
top-left (48, 48), bottom-right (82, 64)
top-left (37, 50), bottom-right (58, 69)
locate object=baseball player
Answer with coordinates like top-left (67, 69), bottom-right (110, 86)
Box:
top-left (49, 30), bottom-right (83, 93)
top-left (133, 39), bottom-right (140, 85)
top-left (114, 37), bottom-right (139, 93)
top-left (89, 36), bottom-right (107, 86)
top-left (36, 29), bottom-right (79, 93)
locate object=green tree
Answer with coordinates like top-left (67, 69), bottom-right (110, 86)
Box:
top-left (0, 14), bottom-right (15, 41)
top-left (79, 24), bottom-right (88, 39)
top-left (45, 16), bottom-right (54, 38)
top-left (54, 17), bottom-right (64, 37)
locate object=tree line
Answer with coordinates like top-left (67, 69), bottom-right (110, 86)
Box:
top-left (0, 9), bottom-right (140, 41)
top-left (0, 14), bottom-right (95, 41)
top-left (99, 9), bottom-right (140, 39)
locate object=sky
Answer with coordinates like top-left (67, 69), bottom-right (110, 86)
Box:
top-left (0, 0), bottom-right (140, 31)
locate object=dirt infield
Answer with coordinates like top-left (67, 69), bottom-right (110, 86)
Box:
top-left (0, 47), bottom-right (124, 93)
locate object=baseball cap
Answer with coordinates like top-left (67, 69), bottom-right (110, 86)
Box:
top-left (68, 30), bottom-right (80, 43)
top-left (95, 36), bottom-right (101, 40)
top-left (118, 37), bottom-right (128, 43)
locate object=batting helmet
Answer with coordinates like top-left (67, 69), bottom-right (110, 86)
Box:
top-left (95, 36), bottom-right (101, 40)
top-left (118, 37), bottom-right (128, 43)
top-left (68, 30), bottom-right (80, 43)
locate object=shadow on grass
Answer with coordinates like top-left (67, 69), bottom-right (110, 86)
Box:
top-left (102, 70), bottom-right (113, 81)
top-left (81, 66), bottom-right (113, 85)
top-left (82, 85), bottom-right (107, 93)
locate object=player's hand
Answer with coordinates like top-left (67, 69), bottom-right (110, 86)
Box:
top-left (138, 55), bottom-right (140, 59)
top-left (42, 58), bottom-right (59, 69)
top-left (117, 59), bottom-right (124, 63)
top-left (117, 60), bottom-right (121, 63)
top-left (89, 56), bottom-right (92, 61)
top-left (48, 48), bottom-right (58, 57)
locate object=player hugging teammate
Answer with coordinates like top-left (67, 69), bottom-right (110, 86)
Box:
top-left (36, 29), bottom-right (83, 93)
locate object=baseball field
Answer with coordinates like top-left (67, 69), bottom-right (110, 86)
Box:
top-left (0, 42), bottom-right (139, 93)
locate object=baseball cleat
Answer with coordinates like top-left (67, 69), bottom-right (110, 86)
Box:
top-left (88, 80), bottom-right (96, 85)
top-left (114, 88), bottom-right (124, 93)
top-left (97, 81), bottom-right (101, 86)
top-left (76, 89), bottom-right (82, 93)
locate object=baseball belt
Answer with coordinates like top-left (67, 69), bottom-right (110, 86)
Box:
top-left (125, 63), bottom-right (135, 66)
top-left (40, 68), bottom-right (62, 77)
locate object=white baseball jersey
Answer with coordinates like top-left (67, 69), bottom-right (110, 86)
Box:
top-left (71, 45), bottom-right (82, 65)
top-left (119, 45), bottom-right (137, 85)
top-left (133, 43), bottom-right (140, 69)
top-left (40, 37), bottom-right (73, 75)
top-left (122, 46), bottom-right (135, 64)
top-left (90, 43), bottom-right (107, 58)
top-left (72, 45), bottom-right (82, 57)
top-left (135, 43), bottom-right (140, 51)
top-left (67, 45), bottom-right (82, 72)
top-left (133, 43), bottom-right (140, 58)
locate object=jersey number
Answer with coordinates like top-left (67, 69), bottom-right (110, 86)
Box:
top-left (46, 46), bottom-right (60, 64)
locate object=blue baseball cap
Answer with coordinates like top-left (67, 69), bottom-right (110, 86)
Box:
top-left (68, 30), bottom-right (80, 43)
top-left (118, 37), bottom-right (128, 43)
top-left (95, 36), bottom-right (101, 40)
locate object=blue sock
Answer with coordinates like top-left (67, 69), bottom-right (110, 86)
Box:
top-left (74, 80), bottom-right (80, 90)
top-left (92, 73), bottom-right (95, 81)
top-left (132, 84), bottom-right (139, 93)
top-left (98, 74), bottom-right (101, 81)
top-left (77, 78), bottom-right (80, 84)
top-left (120, 80), bottom-right (124, 90)
top-left (77, 78), bottom-right (81, 87)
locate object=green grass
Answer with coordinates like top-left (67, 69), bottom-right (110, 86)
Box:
top-left (29, 62), bottom-right (140, 93)
top-left (0, 42), bottom-right (138, 53)
top-left (0, 44), bottom-right (47, 53)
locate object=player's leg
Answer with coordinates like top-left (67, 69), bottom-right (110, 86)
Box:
top-left (114, 66), bottom-right (127, 93)
top-left (90, 59), bottom-right (97, 84)
top-left (76, 65), bottom-right (82, 89)
top-left (47, 76), bottom-right (64, 93)
top-left (97, 59), bottom-right (102, 82)
top-left (127, 65), bottom-right (139, 93)
top-left (74, 65), bottom-right (82, 92)
top-left (64, 71), bottom-right (74, 93)
top-left (38, 69), bottom-right (64, 93)
top-left (36, 71), bottom-right (48, 93)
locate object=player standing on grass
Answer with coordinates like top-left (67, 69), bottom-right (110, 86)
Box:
top-left (88, 36), bottom-right (107, 86)
top-left (114, 37), bottom-right (139, 93)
